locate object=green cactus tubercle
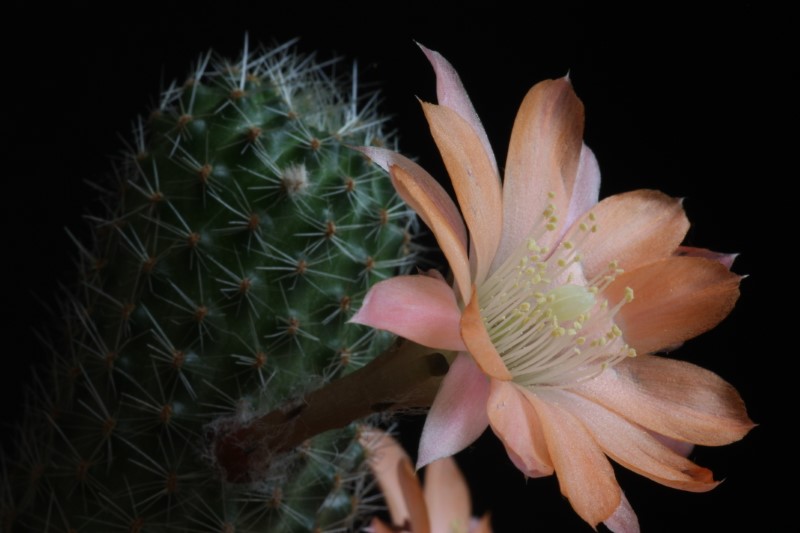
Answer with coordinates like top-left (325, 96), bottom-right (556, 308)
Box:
top-left (2, 40), bottom-right (419, 532)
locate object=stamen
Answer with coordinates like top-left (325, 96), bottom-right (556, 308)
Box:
top-left (479, 203), bottom-right (634, 389)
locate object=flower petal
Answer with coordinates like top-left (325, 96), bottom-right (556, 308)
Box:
top-left (606, 256), bottom-right (741, 354)
top-left (368, 518), bottom-right (398, 533)
top-left (351, 275), bottom-right (466, 351)
top-left (460, 286), bottom-right (513, 380)
top-left (486, 381), bottom-right (553, 478)
top-left (676, 245), bottom-right (738, 269)
top-left (575, 355), bottom-right (754, 446)
top-left (422, 101), bottom-right (502, 286)
top-left (356, 145), bottom-right (471, 301)
top-left (424, 457), bottom-right (472, 533)
top-left (527, 393), bottom-right (621, 528)
top-left (544, 389), bottom-right (719, 492)
top-left (469, 515), bottom-right (494, 533)
top-left (573, 189), bottom-right (689, 280)
top-left (397, 459), bottom-right (431, 533)
top-left (564, 143), bottom-right (601, 234)
top-left (418, 353), bottom-right (490, 468)
top-left (603, 492), bottom-right (640, 533)
top-left (418, 44), bottom-right (499, 177)
top-left (360, 428), bottom-right (414, 526)
top-left (494, 77), bottom-right (585, 270)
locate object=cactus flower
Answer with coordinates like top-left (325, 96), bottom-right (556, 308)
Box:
top-left (352, 45), bottom-right (753, 531)
top-left (360, 427), bottom-right (492, 533)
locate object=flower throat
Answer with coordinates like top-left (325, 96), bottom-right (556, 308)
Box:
top-left (477, 193), bottom-right (636, 389)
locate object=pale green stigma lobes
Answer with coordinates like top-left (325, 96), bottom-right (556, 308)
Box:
top-left (478, 202), bottom-right (635, 388)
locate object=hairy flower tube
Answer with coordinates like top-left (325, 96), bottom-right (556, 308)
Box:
top-left (351, 45), bottom-right (753, 531)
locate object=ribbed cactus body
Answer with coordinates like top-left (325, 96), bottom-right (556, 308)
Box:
top-left (3, 42), bottom-right (416, 532)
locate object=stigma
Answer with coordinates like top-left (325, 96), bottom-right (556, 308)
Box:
top-left (478, 199), bottom-right (636, 389)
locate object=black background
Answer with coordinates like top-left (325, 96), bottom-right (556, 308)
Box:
top-left (4, 2), bottom-right (787, 531)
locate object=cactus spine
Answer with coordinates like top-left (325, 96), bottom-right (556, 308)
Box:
top-left (2, 40), bottom-right (418, 532)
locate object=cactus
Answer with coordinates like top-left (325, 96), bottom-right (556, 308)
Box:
top-left (1, 40), bottom-right (419, 532)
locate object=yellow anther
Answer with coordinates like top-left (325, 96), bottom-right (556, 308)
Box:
top-left (546, 223), bottom-right (557, 231)
top-left (588, 213), bottom-right (596, 221)
top-left (624, 287), bottom-right (634, 303)
top-left (548, 191), bottom-right (556, 199)
top-left (558, 259), bottom-right (567, 267)
top-left (563, 241), bottom-right (574, 250)
top-left (576, 336), bottom-right (586, 345)
top-left (612, 325), bottom-right (622, 337)
top-left (519, 302), bottom-right (531, 312)
top-left (579, 222), bottom-right (588, 232)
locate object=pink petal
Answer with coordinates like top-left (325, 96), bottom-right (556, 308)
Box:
top-left (421, 102), bottom-right (502, 286)
top-left (603, 491), bottom-right (640, 533)
top-left (356, 146), bottom-right (471, 302)
top-left (493, 77), bottom-right (585, 270)
top-left (606, 256), bottom-right (741, 354)
top-left (543, 389), bottom-right (719, 492)
top-left (570, 189), bottom-right (689, 280)
top-left (486, 381), bottom-right (553, 478)
top-left (351, 275), bottom-right (466, 351)
top-left (648, 430), bottom-right (695, 458)
top-left (676, 245), bottom-right (738, 269)
top-left (527, 393), bottom-right (622, 528)
top-left (424, 457), bottom-right (471, 533)
top-left (418, 44), bottom-right (499, 177)
top-left (563, 144), bottom-right (601, 235)
top-left (418, 353), bottom-right (490, 468)
top-left (574, 355), bottom-right (755, 446)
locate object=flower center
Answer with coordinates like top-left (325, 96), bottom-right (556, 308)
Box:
top-left (478, 199), bottom-right (636, 389)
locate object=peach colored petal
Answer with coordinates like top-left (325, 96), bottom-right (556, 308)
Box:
top-left (603, 492), bottom-right (640, 533)
top-left (527, 393), bottom-right (621, 528)
top-left (542, 389), bottom-right (719, 492)
top-left (368, 518), bottom-right (397, 533)
top-left (360, 429), bottom-right (413, 525)
top-left (356, 145), bottom-right (471, 302)
top-left (574, 355), bottom-right (755, 446)
top-left (606, 256), bottom-right (741, 354)
top-left (563, 143), bottom-right (601, 236)
top-left (418, 353), bottom-right (490, 468)
top-left (676, 245), bottom-right (738, 269)
top-left (486, 381), bottom-right (553, 478)
top-left (418, 43), bottom-right (499, 177)
top-left (422, 102), bottom-right (502, 286)
top-left (573, 189), bottom-right (689, 280)
top-left (424, 457), bottom-right (471, 533)
top-left (351, 275), bottom-right (466, 352)
top-left (493, 77), bottom-right (585, 270)
top-left (460, 286), bottom-right (513, 380)
top-left (397, 459), bottom-right (431, 533)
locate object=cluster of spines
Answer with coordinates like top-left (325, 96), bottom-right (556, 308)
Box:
top-left (2, 40), bottom-right (417, 532)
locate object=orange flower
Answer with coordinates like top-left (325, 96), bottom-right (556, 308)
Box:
top-left (360, 428), bottom-right (492, 533)
top-left (352, 45), bottom-right (753, 530)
